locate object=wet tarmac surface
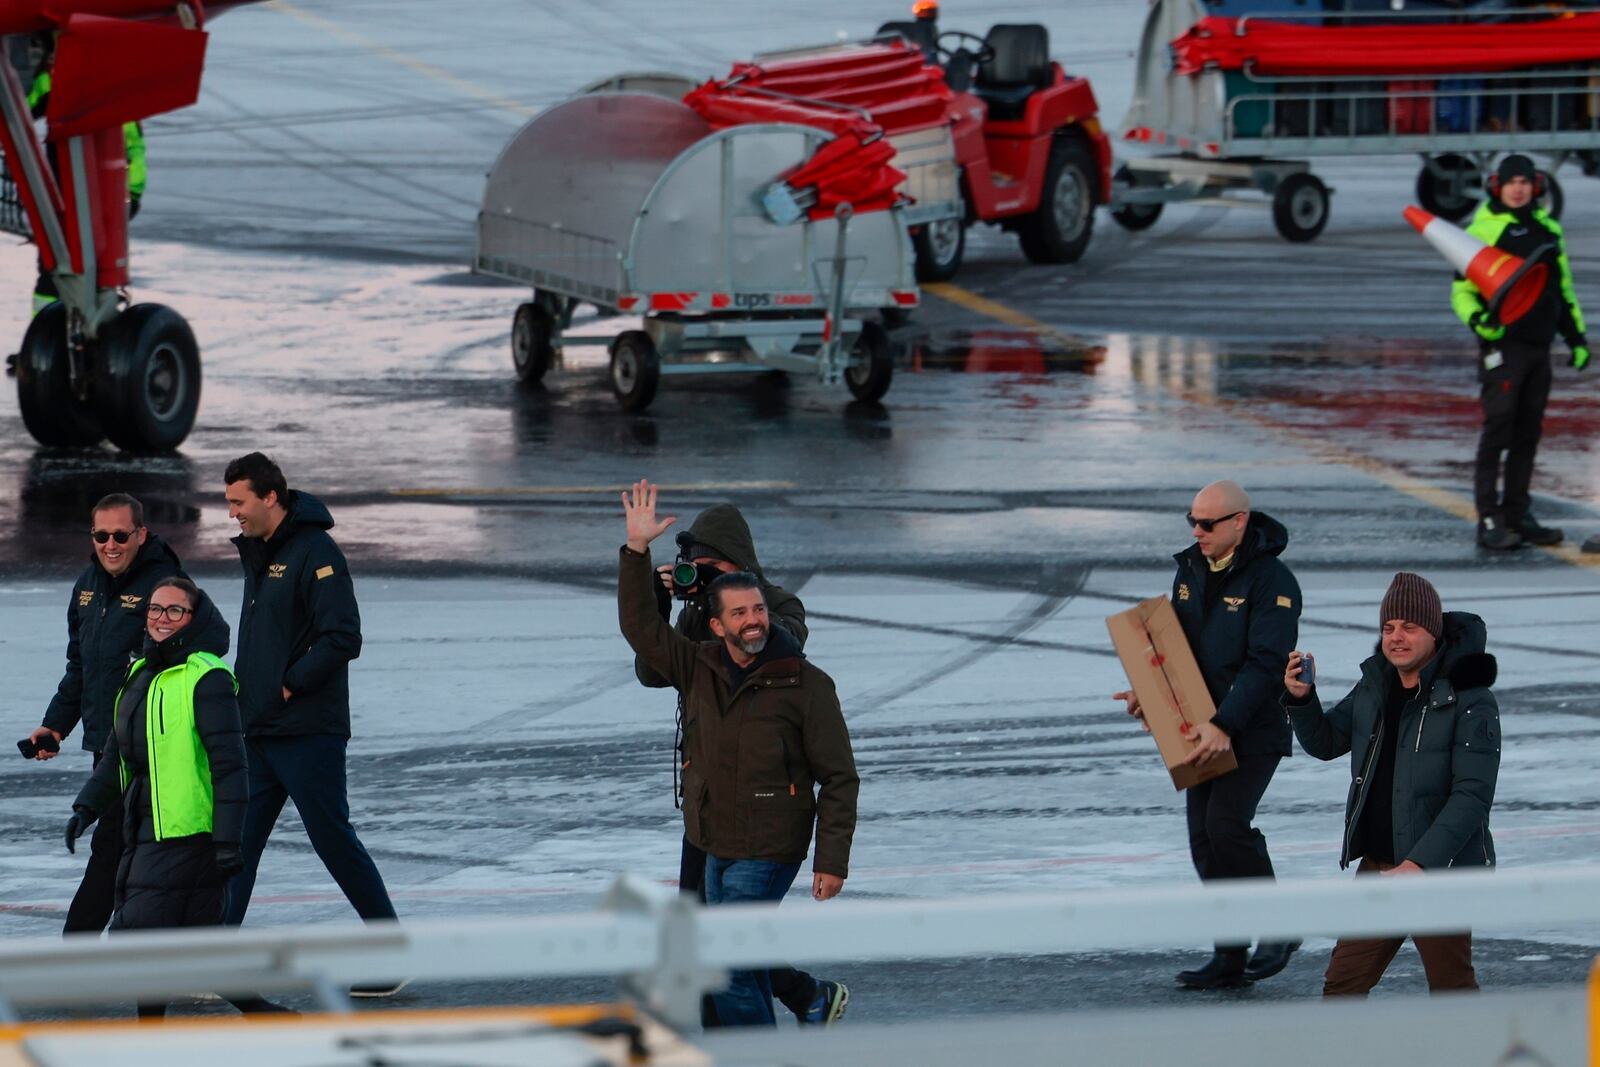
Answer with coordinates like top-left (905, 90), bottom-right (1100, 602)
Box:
top-left (0, 0), bottom-right (1598, 1029)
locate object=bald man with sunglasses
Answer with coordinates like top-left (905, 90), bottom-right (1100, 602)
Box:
top-left (1114, 480), bottom-right (1302, 990)
top-left (22, 492), bottom-right (184, 935)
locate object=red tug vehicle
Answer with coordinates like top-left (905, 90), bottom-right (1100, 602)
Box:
top-left (689, 2), bottom-right (1114, 282)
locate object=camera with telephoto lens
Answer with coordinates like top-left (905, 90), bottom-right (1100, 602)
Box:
top-left (671, 532), bottom-right (721, 599)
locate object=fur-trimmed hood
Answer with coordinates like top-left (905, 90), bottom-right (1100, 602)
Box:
top-left (1365, 611), bottom-right (1497, 696)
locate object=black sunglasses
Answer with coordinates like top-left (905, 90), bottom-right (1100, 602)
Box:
top-left (1186, 511), bottom-right (1241, 533)
top-left (90, 529), bottom-right (138, 544)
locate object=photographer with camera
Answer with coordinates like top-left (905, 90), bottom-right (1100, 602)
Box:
top-left (620, 481), bottom-right (858, 1029)
top-left (633, 502), bottom-right (846, 1026)
top-left (1283, 572), bottom-right (1499, 996)
top-left (21, 493), bottom-right (184, 935)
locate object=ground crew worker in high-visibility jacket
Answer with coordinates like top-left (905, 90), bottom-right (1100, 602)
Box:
top-left (65, 577), bottom-right (248, 1017)
top-left (26, 69), bottom-right (146, 314)
top-left (1451, 154), bottom-right (1588, 551)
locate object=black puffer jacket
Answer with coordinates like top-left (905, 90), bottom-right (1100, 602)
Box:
top-left (43, 534), bottom-right (184, 752)
top-left (75, 590), bottom-right (248, 931)
top-left (635, 504), bottom-right (807, 688)
top-left (1285, 612), bottom-right (1500, 871)
top-left (1171, 512), bottom-right (1302, 756)
top-left (233, 491), bottom-right (362, 738)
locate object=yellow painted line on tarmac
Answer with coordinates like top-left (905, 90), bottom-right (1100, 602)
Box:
top-left (922, 281), bottom-right (1600, 571)
top-left (922, 282), bottom-right (1070, 337)
top-left (392, 481), bottom-right (797, 498)
top-left (269, 1), bottom-right (538, 120)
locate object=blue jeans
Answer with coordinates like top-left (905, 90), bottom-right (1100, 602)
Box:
top-left (702, 856), bottom-right (801, 1027)
top-left (224, 735), bottom-right (396, 925)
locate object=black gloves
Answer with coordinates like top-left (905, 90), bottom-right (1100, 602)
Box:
top-left (214, 843), bottom-right (244, 877)
top-left (1468, 311), bottom-right (1505, 343)
top-left (64, 806), bottom-right (95, 854)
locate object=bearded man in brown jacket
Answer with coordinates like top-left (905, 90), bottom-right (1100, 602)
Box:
top-left (618, 480), bottom-right (859, 1028)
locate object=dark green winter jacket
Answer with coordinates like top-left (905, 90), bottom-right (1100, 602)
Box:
top-left (1284, 612), bottom-right (1500, 870)
top-left (620, 546), bottom-right (857, 878)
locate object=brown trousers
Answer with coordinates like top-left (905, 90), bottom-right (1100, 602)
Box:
top-left (1322, 858), bottom-right (1479, 997)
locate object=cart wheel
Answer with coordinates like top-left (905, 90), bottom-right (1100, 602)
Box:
top-left (1415, 154), bottom-right (1479, 223)
top-left (1537, 170), bottom-right (1564, 220)
top-left (609, 330), bottom-right (660, 412)
top-left (846, 320), bottom-right (893, 403)
top-left (93, 304), bottom-right (201, 453)
top-left (913, 217), bottom-right (966, 282)
top-left (1272, 173), bottom-right (1330, 243)
top-left (15, 302), bottom-right (103, 447)
top-left (1110, 164), bottom-right (1162, 232)
top-left (1017, 137), bottom-right (1096, 264)
top-left (512, 301), bottom-right (556, 383)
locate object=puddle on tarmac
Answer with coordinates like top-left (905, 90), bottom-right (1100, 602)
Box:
top-left (908, 328), bottom-right (1107, 375)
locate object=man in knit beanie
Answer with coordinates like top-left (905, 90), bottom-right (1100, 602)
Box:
top-left (1281, 572), bottom-right (1500, 996)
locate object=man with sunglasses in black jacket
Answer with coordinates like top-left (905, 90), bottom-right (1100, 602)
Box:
top-left (22, 493), bottom-right (184, 934)
top-left (1115, 480), bottom-right (1301, 990)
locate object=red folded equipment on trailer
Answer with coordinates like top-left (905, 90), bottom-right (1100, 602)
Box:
top-left (681, 39), bottom-right (955, 221)
top-left (1171, 13), bottom-right (1600, 77)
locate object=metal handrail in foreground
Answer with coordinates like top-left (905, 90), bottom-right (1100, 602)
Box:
top-left (0, 867), bottom-right (1597, 1030)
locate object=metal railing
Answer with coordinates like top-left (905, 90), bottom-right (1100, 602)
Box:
top-left (1220, 70), bottom-right (1600, 154)
top-left (1, 865), bottom-right (1597, 1033)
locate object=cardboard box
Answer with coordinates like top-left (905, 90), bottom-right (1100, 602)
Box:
top-left (1106, 595), bottom-right (1237, 791)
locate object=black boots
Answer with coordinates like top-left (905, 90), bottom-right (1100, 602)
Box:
top-left (1242, 940), bottom-right (1301, 982)
top-left (1177, 941), bottom-right (1299, 989)
top-left (1176, 948), bottom-right (1249, 989)
top-left (1477, 516), bottom-right (1522, 551)
top-left (1515, 515), bottom-right (1563, 546)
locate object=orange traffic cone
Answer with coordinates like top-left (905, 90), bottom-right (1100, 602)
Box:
top-left (1404, 205), bottom-right (1552, 325)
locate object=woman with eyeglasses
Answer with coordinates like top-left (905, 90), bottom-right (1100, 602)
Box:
top-left (63, 576), bottom-right (257, 1018)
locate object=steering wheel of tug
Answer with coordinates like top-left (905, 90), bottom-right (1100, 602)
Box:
top-left (935, 30), bottom-right (995, 67)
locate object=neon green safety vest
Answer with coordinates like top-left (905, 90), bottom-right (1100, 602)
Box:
top-left (26, 72), bottom-right (145, 198)
top-left (1450, 201), bottom-right (1586, 335)
top-left (114, 652), bottom-right (235, 841)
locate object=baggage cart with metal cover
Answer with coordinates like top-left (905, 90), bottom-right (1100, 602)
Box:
top-left (475, 92), bottom-right (918, 410)
top-left (1115, 0), bottom-right (1600, 241)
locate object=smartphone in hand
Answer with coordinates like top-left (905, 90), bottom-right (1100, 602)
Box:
top-left (17, 734), bottom-right (59, 759)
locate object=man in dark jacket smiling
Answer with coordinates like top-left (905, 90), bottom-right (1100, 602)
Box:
top-left (1284, 572), bottom-right (1498, 996)
top-left (634, 503), bottom-right (844, 1026)
top-left (1117, 480), bottom-right (1301, 989)
top-left (619, 481), bottom-right (859, 1028)
top-left (220, 453), bottom-right (398, 974)
top-left (24, 493), bottom-right (184, 935)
